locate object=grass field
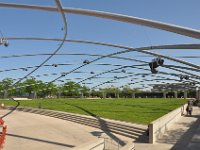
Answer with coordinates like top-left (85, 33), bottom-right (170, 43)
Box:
top-left (0, 98), bottom-right (187, 124)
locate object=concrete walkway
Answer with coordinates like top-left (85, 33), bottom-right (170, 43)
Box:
top-left (135, 106), bottom-right (200, 150)
top-left (0, 109), bottom-right (130, 150)
top-left (1, 106), bottom-right (200, 150)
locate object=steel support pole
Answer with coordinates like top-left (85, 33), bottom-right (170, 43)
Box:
top-left (163, 92), bottom-right (167, 98)
top-left (132, 93), bottom-right (135, 98)
top-left (174, 91), bottom-right (178, 98)
top-left (184, 90), bottom-right (187, 99)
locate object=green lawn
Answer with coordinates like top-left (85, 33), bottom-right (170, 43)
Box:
top-left (0, 98), bottom-right (187, 124)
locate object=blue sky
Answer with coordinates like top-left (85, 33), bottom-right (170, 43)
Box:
top-left (0, 0), bottom-right (199, 90)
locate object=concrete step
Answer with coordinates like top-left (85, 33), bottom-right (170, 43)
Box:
top-left (7, 106), bottom-right (148, 142)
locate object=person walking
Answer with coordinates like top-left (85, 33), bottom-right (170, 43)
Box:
top-left (186, 100), bottom-right (193, 115)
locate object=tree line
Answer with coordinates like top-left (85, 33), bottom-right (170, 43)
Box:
top-left (0, 77), bottom-right (196, 99)
top-left (0, 77), bottom-right (143, 99)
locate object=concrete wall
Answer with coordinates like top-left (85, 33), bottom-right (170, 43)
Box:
top-left (149, 103), bottom-right (187, 144)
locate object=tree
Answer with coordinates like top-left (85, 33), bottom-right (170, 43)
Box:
top-left (45, 82), bottom-right (57, 98)
top-left (0, 78), bottom-right (14, 98)
top-left (13, 82), bottom-right (27, 97)
top-left (121, 86), bottom-right (135, 98)
top-left (99, 86), bottom-right (121, 98)
top-left (62, 81), bottom-right (82, 97)
top-left (23, 78), bottom-right (44, 98)
top-left (1, 78), bottom-right (13, 89)
top-left (81, 86), bottom-right (90, 97)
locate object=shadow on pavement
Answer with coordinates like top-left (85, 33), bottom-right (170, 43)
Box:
top-left (6, 133), bottom-right (75, 148)
top-left (170, 112), bottom-right (200, 150)
top-left (66, 103), bottom-right (127, 146)
top-left (156, 107), bottom-right (200, 150)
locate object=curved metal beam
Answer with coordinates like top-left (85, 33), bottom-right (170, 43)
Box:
top-left (3, 38), bottom-right (200, 88)
top-left (0, 63), bottom-right (75, 73)
top-left (91, 74), bottom-right (182, 90)
top-left (119, 78), bottom-right (181, 89)
top-left (0, 52), bottom-right (145, 64)
top-left (48, 44), bottom-right (200, 84)
top-left (4, 65), bottom-right (198, 92)
top-left (1, 46), bottom-right (200, 81)
top-left (77, 63), bottom-right (200, 89)
top-left (4, 72), bottom-right (174, 92)
top-left (1, 49), bottom-right (197, 88)
top-left (7, 37), bottom-right (200, 70)
top-left (3, 53), bottom-right (200, 60)
top-left (5, 38), bottom-right (200, 81)
top-left (91, 75), bottom-right (137, 89)
top-left (162, 66), bottom-right (200, 80)
top-left (81, 66), bottom-right (167, 84)
top-left (7, 37), bottom-right (200, 50)
top-left (164, 65), bottom-right (200, 72)
top-left (13, 0), bottom-right (68, 85)
top-left (10, 64), bottom-right (144, 81)
top-left (1, 52), bottom-right (200, 74)
top-left (91, 64), bottom-right (200, 90)
top-left (1, 3), bottom-right (200, 38)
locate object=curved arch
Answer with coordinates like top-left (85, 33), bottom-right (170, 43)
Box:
top-left (4, 38), bottom-right (200, 80)
top-left (1, 3), bottom-right (200, 38)
top-left (1, 46), bottom-right (195, 88)
top-left (119, 78), bottom-right (188, 89)
top-left (0, 52), bottom-right (145, 64)
top-left (13, 0), bottom-right (68, 86)
top-left (0, 63), bottom-right (76, 73)
top-left (8, 64), bottom-right (146, 81)
top-left (7, 37), bottom-right (200, 50)
top-left (3, 64), bottom-right (198, 93)
top-left (1, 47), bottom-right (199, 82)
top-left (78, 64), bottom-right (200, 89)
top-left (91, 74), bottom-right (185, 90)
top-left (1, 39), bottom-right (199, 90)
top-left (2, 53), bottom-right (200, 61)
top-left (7, 37), bottom-right (200, 70)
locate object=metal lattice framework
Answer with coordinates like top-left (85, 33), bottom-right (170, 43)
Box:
top-left (0, 0), bottom-right (200, 94)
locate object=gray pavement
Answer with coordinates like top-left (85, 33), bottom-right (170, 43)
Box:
top-left (0, 109), bottom-right (131, 150)
top-left (1, 106), bottom-right (200, 150)
top-left (135, 106), bottom-right (200, 150)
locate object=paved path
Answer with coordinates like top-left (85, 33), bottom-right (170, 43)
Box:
top-left (135, 106), bottom-right (200, 150)
top-left (2, 106), bottom-right (199, 150)
top-left (0, 109), bottom-right (130, 150)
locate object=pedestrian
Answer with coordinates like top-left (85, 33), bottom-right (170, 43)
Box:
top-left (186, 100), bottom-right (193, 115)
top-left (186, 105), bottom-right (189, 115)
top-left (188, 105), bottom-right (193, 115)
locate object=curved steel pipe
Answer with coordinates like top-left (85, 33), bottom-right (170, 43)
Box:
top-left (3, 53), bottom-right (200, 60)
top-left (0, 3), bottom-right (200, 38)
top-left (7, 37), bottom-right (200, 70)
top-left (92, 75), bottom-right (182, 90)
top-left (3, 66), bottom-right (198, 92)
top-left (7, 37), bottom-right (200, 50)
top-left (5, 38), bottom-right (200, 80)
top-left (0, 63), bottom-right (75, 73)
top-left (13, 0), bottom-right (68, 85)
top-left (0, 52), bottom-right (145, 64)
